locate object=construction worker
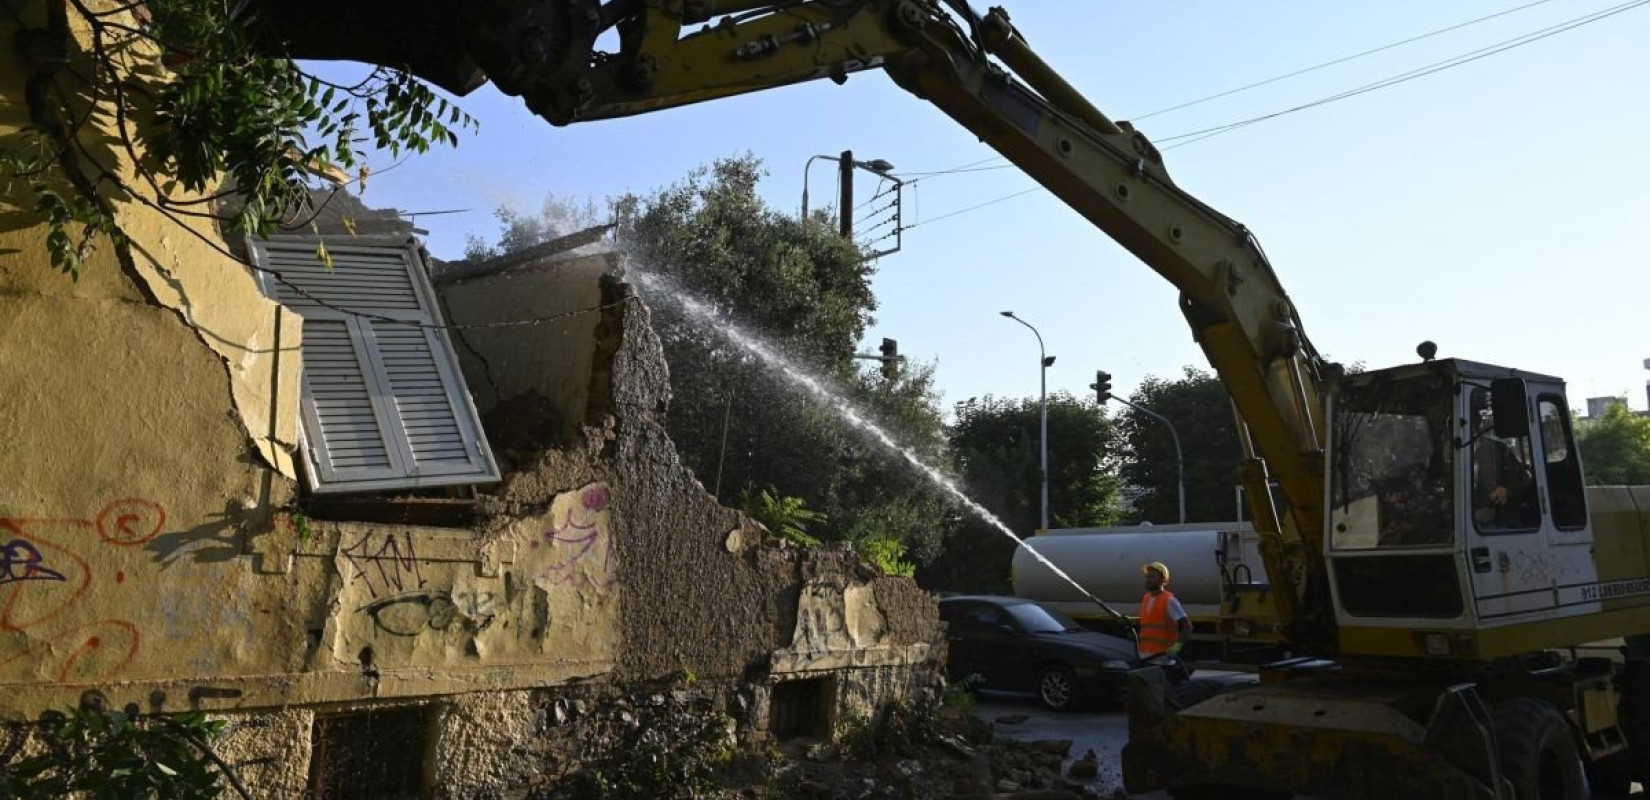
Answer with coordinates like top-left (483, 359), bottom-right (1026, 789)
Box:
top-left (1139, 562), bottom-right (1192, 660)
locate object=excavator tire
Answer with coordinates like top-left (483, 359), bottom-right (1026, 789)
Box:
top-left (1490, 698), bottom-right (1587, 800)
top-left (1621, 637), bottom-right (1650, 791)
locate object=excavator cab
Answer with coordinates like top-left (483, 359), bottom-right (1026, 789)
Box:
top-left (1324, 359), bottom-right (1648, 660)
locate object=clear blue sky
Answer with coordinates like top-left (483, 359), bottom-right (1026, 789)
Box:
top-left (337, 0), bottom-right (1650, 414)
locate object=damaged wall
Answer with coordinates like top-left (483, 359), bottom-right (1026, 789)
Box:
top-left (0, 2), bottom-right (943, 795)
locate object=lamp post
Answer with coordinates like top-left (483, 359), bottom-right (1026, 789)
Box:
top-left (1114, 396), bottom-right (1187, 525)
top-left (1001, 311), bottom-right (1054, 531)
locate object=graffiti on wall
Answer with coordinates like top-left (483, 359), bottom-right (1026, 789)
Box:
top-left (534, 485), bottom-right (614, 590)
top-left (341, 530), bottom-right (427, 599)
top-left (0, 499), bottom-right (165, 687)
top-left (331, 483), bottom-right (619, 668)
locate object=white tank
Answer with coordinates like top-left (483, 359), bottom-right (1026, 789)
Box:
top-left (1011, 523), bottom-right (1269, 622)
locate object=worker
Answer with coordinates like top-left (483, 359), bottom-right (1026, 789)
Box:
top-left (1473, 433), bottom-right (1537, 530)
top-left (1139, 562), bottom-right (1193, 660)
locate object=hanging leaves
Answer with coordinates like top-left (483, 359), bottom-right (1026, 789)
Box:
top-left (2, 0), bottom-right (478, 274)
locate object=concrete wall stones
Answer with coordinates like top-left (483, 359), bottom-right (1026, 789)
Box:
top-left (431, 691), bottom-right (537, 799)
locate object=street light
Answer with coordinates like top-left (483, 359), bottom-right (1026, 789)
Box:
top-left (1001, 311), bottom-right (1054, 532)
top-left (1094, 373), bottom-right (1186, 524)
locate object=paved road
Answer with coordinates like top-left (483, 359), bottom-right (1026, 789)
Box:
top-left (969, 692), bottom-right (1159, 799)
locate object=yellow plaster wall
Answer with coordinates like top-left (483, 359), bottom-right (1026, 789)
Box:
top-left (437, 254), bottom-right (612, 431)
top-left (0, 3), bottom-right (622, 718)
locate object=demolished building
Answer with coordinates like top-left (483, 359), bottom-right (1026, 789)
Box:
top-left (0, 11), bottom-right (944, 797)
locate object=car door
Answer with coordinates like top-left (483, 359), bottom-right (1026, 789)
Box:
top-left (943, 602), bottom-right (1015, 687)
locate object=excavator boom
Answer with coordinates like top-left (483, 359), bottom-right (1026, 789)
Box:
top-left (458, 0), bottom-right (1333, 642)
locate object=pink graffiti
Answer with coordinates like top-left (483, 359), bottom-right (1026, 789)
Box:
top-left (581, 485), bottom-right (610, 512)
top-left (537, 489), bottom-right (615, 589)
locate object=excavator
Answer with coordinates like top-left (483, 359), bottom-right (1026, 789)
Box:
top-left (270, 1), bottom-right (1650, 797)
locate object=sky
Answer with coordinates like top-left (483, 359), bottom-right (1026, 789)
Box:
top-left (329, 0), bottom-right (1650, 416)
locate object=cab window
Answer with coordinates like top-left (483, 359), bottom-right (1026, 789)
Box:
top-left (1330, 376), bottom-right (1455, 549)
top-left (1470, 388), bottom-right (1540, 534)
top-left (1537, 396), bottom-right (1588, 530)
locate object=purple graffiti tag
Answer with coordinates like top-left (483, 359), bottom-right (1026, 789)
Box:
top-left (538, 503), bottom-right (614, 589)
top-left (0, 539), bottom-right (67, 586)
top-left (340, 532), bottom-right (426, 599)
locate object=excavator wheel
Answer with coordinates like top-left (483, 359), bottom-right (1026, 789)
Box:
top-left (1490, 698), bottom-right (1587, 800)
top-left (1619, 636), bottom-right (1650, 792)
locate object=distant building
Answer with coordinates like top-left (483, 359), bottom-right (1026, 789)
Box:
top-left (1586, 396), bottom-right (1628, 420)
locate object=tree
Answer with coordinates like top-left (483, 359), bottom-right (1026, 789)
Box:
top-left (463, 156), bottom-right (956, 563)
top-left (1577, 404), bottom-right (1650, 485)
top-left (922, 393), bottom-right (1121, 592)
top-left (3, 1), bottom-right (472, 278)
top-left (1117, 367), bottom-right (1244, 524)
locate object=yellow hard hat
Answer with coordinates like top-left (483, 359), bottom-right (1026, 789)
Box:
top-left (1143, 562), bottom-right (1171, 583)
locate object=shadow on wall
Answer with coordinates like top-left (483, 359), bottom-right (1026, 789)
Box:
top-left (144, 497), bottom-right (259, 566)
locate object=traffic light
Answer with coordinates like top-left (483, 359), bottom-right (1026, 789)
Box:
top-left (879, 338), bottom-right (899, 380)
top-left (1090, 370), bottom-right (1113, 404)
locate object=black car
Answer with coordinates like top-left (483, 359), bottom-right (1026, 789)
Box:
top-left (938, 595), bottom-right (1140, 711)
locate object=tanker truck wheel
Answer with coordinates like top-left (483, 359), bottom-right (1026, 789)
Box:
top-left (1491, 699), bottom-right (1587, 800)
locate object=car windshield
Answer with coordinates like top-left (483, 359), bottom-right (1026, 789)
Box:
top-left (1006, 602), bottom-right (1082, 634)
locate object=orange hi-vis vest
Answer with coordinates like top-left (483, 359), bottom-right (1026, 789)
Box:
top-left (1138, 590), bottom-right (1179, 657)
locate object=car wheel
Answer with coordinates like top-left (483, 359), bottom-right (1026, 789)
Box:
top-left (1038, 664), bottom-right (1081, 711)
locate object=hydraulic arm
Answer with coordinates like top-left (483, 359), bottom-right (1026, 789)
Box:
top-left (453, 0), bottom-right (1335, 645)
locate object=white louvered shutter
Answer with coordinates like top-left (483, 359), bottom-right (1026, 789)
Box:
top-left (249, 236), bottom-right (500, 493)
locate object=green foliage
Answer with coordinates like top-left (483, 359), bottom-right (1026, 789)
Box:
top-left (927, 393), bottom-right (1120, 591)
top-left (28, 184), bottom-right (126, 281)
top-left (1118, 367), bottom-right (1243, 524)
top-left (940, 675), bottom-right (983, 714)
top-left (4, 1), bottom-right (474, 275)
top-left (1577, 403), bottom-right (1650, 485)
top-left (463, 158), bottom-right (956, 569)
top-left (566, 691), bottom-right (738, 800)
top-left (0, 706), bottom-right (227, 799)
top-left (852, 532), bottom-right (917, 578)
top-left (837, 697), bottom-right (941, 761)
top-left (740, 488), bottom-right (825, 547)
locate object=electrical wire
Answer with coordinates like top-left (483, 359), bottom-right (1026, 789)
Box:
top-left (900, 185), bottom-right (1043, 231)
top-left (1131, 0), bottom-right (1571, 122)
top-left (1159, 0), bottom-right (1650, 149)
top-left (897, 0), bottom-right (1647, 228)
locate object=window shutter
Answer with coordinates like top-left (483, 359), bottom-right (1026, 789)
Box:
top-left (248, 236), bottom-right (500, 493)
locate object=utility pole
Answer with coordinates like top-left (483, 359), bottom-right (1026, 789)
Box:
top-left (839, 150), bottom-right (854, 239)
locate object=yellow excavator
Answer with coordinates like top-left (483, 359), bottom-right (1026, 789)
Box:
top-left (277, 1), bottom-right (1650, 796)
